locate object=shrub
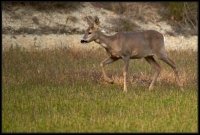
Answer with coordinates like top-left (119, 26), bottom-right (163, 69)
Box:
top-left (2, 1), bottom-right (81, 12)
top-left (108, 17), bottom-right (141, 32)
top-left (163, 2), bottom-right (197, 35)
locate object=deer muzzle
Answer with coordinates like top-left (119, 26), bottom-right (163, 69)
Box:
top-left (80, 40), bottom-right (88, 43)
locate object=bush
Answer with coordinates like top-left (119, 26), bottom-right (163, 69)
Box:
top-left (164, 2), bottom-right (197, 35)
top-left (93, 2), bottom-right (127, 14)
top-left (108, 17), bottom-right (141, 32)
top-left (2, 1), bottom-right (81, 12)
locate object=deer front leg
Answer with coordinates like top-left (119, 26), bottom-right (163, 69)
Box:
top-left (122, 57), bottom-right (130, 92)
top-left (100, 57), bottom-right (119, 83)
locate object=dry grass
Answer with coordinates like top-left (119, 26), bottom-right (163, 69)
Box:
top-left (3, 46), bottom-right (197, 88)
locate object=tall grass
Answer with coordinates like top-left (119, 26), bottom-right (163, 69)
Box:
top-left (2, 47), bottom-right (197, 132)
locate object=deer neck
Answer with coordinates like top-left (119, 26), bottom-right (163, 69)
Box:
top-left (96, 31), bottom-right (115, 49)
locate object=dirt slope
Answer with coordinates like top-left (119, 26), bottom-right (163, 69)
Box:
top-left (2, 2), bottom-right (197, 51)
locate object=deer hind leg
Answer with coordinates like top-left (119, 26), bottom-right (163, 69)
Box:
top-left (100, 57), bottom-right (119, 83)
top-left (122, 56), bottom-right (130, 93)
top-left (159, 55), bottom-right (183, 91)
top-left (145, 56), bottom-right (161, 91)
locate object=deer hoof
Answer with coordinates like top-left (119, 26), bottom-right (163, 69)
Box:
top-left (104, 78), bottom-right (114, 84)
top-left (180, 87), bottom-right (184, 92)
top-left (148, 86), bottom-right (153, 91)
top-left (123, 90), bottom-right (127, 93)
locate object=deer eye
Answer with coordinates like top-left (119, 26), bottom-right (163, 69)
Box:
top-left (88, 32), bottom-right (92, 34)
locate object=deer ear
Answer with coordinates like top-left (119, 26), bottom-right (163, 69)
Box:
top-left (84, 16), bottom-right (94, 26)
top-left (94, 16), bottom-right (100, 25)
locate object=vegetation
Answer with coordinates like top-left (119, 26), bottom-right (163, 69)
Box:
top-left (163, 2), bottom-right (197, 35)
top-left (166, 2), bottom-right (197, 25)
top-left (2, 47), bottom-right (197, 132)
top-left (2, 1), bottom-right (81, 12)
top-left (94, 2), bottom-right (198, 35)
top-left (108, 17), bottom-right (140, 32)
top-left (2, 2), bottom-right (197, 35)
top-left (2, 1), bottom-right (198, 133)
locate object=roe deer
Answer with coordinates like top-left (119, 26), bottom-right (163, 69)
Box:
top-left (80, 16), bottom-right (183, 92)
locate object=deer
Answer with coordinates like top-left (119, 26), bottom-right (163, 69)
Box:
top-left (80, 16), bottom-right (183, 92)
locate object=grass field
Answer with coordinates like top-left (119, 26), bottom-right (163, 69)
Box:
top-left (2, 46), bottom-right (198, 132)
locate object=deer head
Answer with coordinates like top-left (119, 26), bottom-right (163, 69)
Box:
top-left (81, 16), bottom-right (100, 44)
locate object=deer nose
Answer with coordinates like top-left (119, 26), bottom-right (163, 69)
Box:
top-left (81, 40), bottom-right (87, 43)
top-left (80, 40), bottom-right (85, 43)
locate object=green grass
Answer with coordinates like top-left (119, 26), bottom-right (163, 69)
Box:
top-left (2, 47), bottom-right (198, 132)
